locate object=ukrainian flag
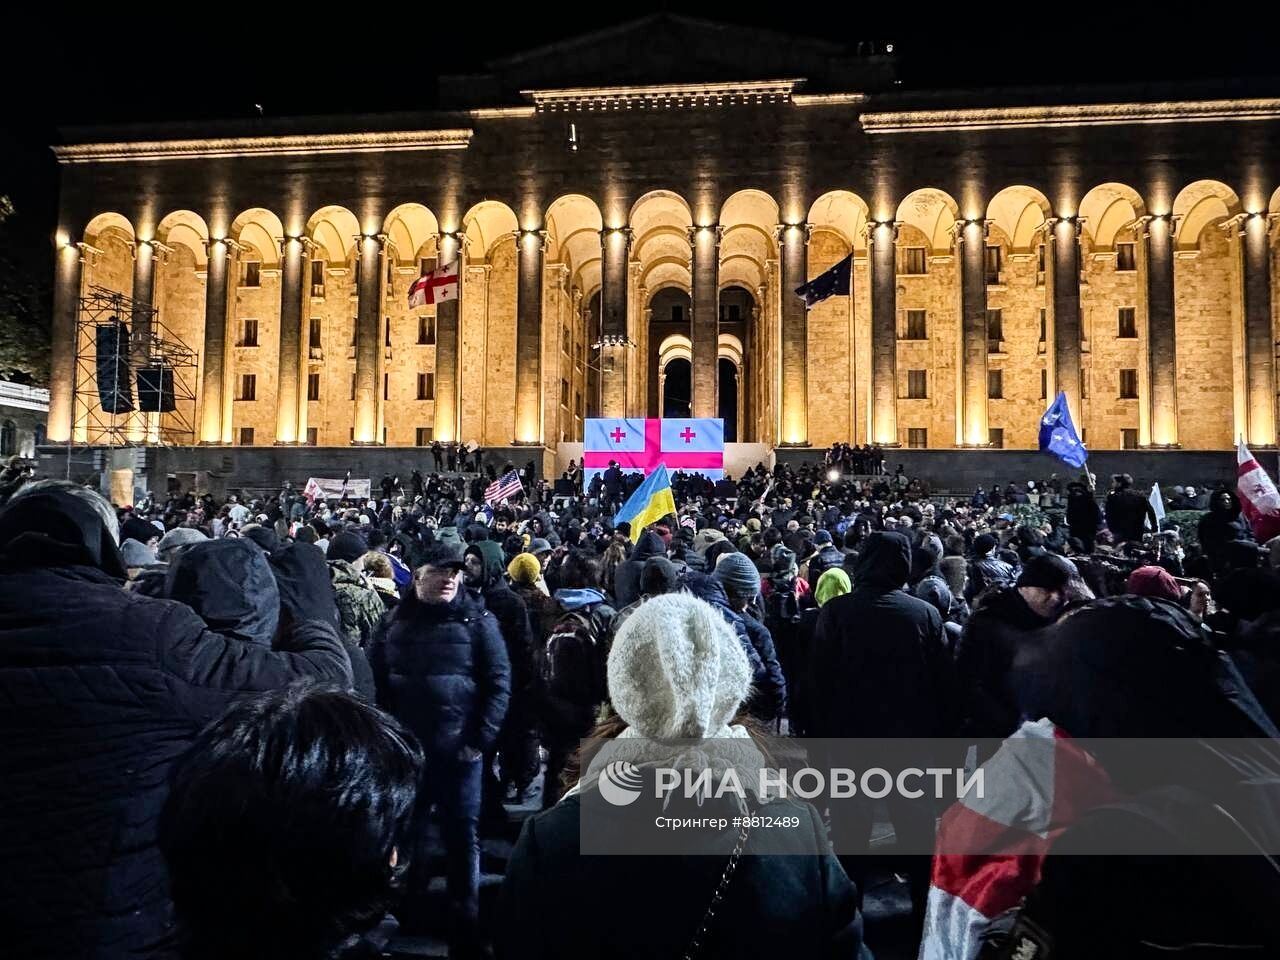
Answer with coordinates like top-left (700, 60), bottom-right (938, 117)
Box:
top-left (613, 464), bottom-right (677, 543)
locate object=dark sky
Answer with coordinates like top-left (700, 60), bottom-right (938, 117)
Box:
top-left (3, 14), bottom-right (1277, 263)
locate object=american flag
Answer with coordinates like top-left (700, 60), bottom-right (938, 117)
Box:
top-left (484, 470), bottom-right (523, 504)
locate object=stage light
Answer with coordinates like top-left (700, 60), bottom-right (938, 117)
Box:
top-left (827, 468), bottom-right (840, 482)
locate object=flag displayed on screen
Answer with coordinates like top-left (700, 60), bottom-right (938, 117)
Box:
top-left (583, 418), bottom-right (725, 486)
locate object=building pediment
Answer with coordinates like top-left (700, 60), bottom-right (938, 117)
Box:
top-left (439, 15), bottom-right (892, 107)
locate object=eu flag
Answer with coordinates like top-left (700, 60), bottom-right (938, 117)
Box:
top-left (795, 254), bottom-right (852, 308)
top-left (1039, 391), bottom-right (1088, 468)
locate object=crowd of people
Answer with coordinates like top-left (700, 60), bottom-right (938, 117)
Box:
top-left (2, 449), bottom-right (1280, 959)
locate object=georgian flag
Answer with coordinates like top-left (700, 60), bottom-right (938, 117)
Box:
top-left (407, 259), bottom-right (459, 308)
top-left (1237, 440), bottom-right (1280, 542)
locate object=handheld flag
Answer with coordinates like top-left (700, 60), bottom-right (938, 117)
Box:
top-left (795, 254), bottom-right (852, 308)
top-left (1237, 440), bottom-right (1280, 541)
top-left (613, 464), bottom-right (677, 543)
top-left (484, 470), bottom-right (524, 504)
top-left (1038, 392), bottom-right (1088, 468)
top-left (1146, 482), bottom-right (1166, 531)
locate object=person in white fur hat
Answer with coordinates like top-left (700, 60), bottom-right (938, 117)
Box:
top-left (498, 593), bottom-right (869, 960)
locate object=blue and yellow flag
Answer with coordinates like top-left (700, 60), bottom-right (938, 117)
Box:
top-left (613, 464), bottom-right (677, 543)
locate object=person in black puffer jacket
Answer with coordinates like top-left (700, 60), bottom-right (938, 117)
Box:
top-left (0, 480), bottom-right (352, 960)
top-left (369, 541), bottom-right (510, 954)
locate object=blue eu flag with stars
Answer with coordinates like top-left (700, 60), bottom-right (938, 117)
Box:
top-left (1039, 391), bottom-right (1088, 467)
top-left (795, 254), bottom-right (852, 308)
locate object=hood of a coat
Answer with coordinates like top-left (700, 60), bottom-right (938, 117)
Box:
top-left (464, 540), bottom-right (506, 586)
top-left (853, 531), bottom-right (911, 593)
top-left (165, 538), bottom-right (280, 645)
top-left (682, 570), bottom-right (735, 613)
top-left (0, 489), bottom-right (127, 579)
top-left (631, 529), bottom-right (668, 563)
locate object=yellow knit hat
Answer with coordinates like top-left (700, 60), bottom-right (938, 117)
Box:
top-left (507, 552), bottom-right (541, 585)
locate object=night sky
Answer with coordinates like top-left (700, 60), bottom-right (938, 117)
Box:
top-left (3, 14), bottom-right (1276, 287)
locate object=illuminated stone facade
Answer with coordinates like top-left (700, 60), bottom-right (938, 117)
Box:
top-left (46, 17), bottom-right (1280, 455)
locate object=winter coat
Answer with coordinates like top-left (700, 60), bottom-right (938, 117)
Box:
top-left (0, 489), bottom-right (352, 960)
top-left (466, 542), bottom-right (536, 730)
top-left (370, 589), bottom-right (511, 758)
top-left (966, 554), bottom-right (1015, 604)
top-left (535, 589), bottom-right (616, 744)
top-left (955, 584), bottom-right (1053, 740)
top-left (682, 573), bottom-right (786, 721)
top-left (1198, 492), bottom-right (1254, 565)
top-left (1066, 491), bottom-right (1102, 543)
top-left (499, 790), bottom-right (870, 960)
top-left (163, 538), bottom-right (278, 646)
top-left (811, 532), bottom-right (956, 739)
top-left (612, 530), bottom-right (667, 609)
top-left (329, 560), bottom-right (386, 649)
top-left (807, 543), bottom-right (845, 582)
top-left (326, 560), bottom-right (381, 699)
top-left (1105, 488), bottom-right (1157, 543)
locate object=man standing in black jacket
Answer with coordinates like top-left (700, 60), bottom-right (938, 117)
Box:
top-left (464, 540), bottom-right (539, 810)
top-left (1065, 480), bottom-right (1102, 551)
top-left (1105, 473), bottom-right (1157, 543)
top-left (0, 480), bottom-right (353, 960)
top-left (370, 541), bottom-right (510, 957)
top-left (811, 531), bottom-right (956, 919)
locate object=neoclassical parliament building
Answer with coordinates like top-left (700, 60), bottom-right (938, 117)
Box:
top-left (44, 16), bottom-right (1280, 484)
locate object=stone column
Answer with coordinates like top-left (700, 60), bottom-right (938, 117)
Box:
top-left (598, 227), bottom-right (632, 417)
top-left (47, 242), bottom-right (84, 442)
top-left (690, 224), bottom-right (721, 419)
top-left (275, 236), bottom-right (306, 443)
top-left (516, 229), bottom-right (545, 443)
top-left (779, 222), bottom-right (809, 445)
top-left (433, 232), bottom-right (462, 442)
top-left (131, 240), bottom-right (156, 357)
top-left (200, 238), bottom-right (232, 442)
top-left (1144, 214), bottom-right (1178, 445)
top-left (353, 233), bottom-right (384, 443)
top-left (869, 220), bottom-right (898, 445)
top-left (958, 219), bottom-right (989, 445)
top-left (1050, 216), bottom-right (1083, 420)
top-left (1241, 214), bottom-right (1275, 445)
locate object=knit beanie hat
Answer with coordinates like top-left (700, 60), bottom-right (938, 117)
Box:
top-left (814, 567), bottom-right (851, 607)
top-left (607, 593), bottom-right (751, 739)
top-left (326, 530), bottom-right (368, 564)
top-left (1017, 553), bottom-right (1077, 591)
top-left (713, 550), bottom-right (761, 598)
top-left (1126, 565), bottom-right (1182, 602)
top-left (640, 556), bottom-right (680, 596)
top-left (507, 552), bottom-right (542, 585)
